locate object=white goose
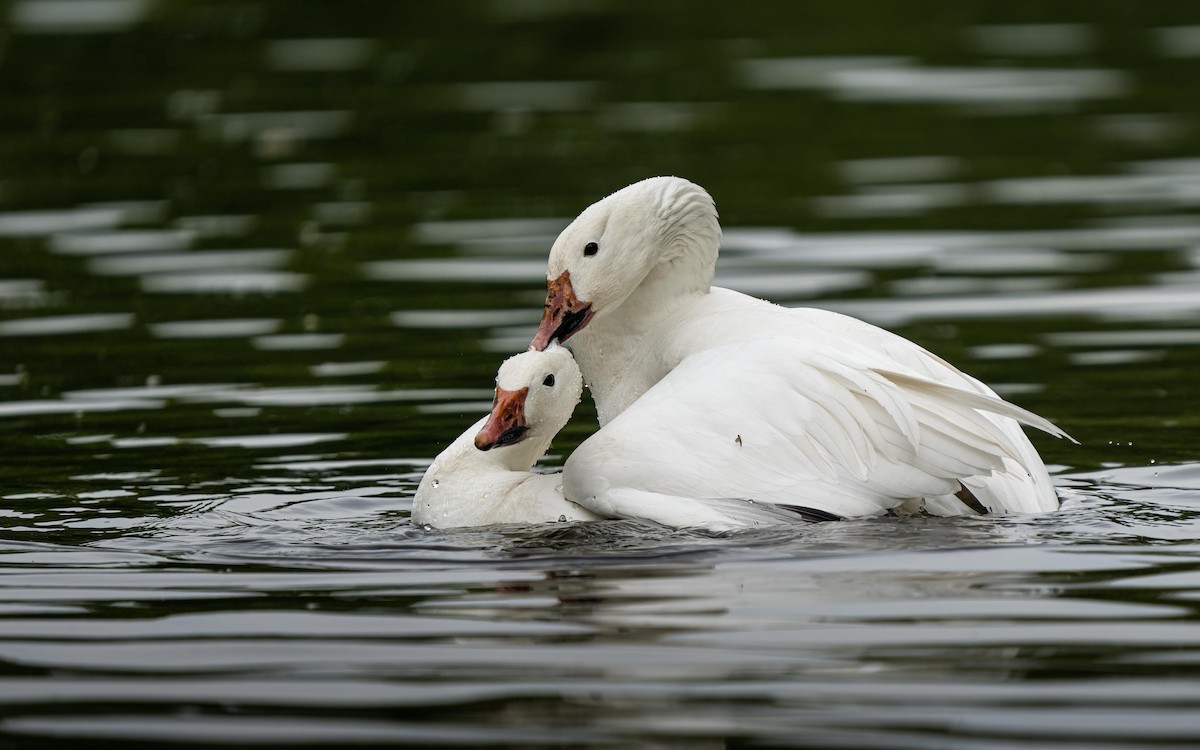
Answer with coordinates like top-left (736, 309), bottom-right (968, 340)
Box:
top-left (465, 340), bottom-right (1067, 531)
top-left (528, 176), bottom-right (1074, 528)
top-left (412, 345), bottom-right (600, 528)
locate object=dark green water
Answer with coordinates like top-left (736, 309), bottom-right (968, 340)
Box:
top-left (2, 1), bottom-right (1200, 747)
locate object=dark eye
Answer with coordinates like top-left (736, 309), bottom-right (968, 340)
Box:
top-left (583, 241), bottom-right (599, 257)
top-left (543, 374), bottom-right (555, 387)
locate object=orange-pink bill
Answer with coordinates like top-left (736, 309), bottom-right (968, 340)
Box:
top-left (530, 270), bottom-right (594, 351)
top-left (474, 386), bottom-right (530, 451)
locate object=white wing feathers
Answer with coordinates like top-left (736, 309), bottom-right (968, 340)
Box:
top-left (877, 368), bottom-right (1073, 443)
top-left (564, 338), bottom-right (1069, 526)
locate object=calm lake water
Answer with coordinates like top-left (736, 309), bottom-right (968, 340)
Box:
top-left (3, 1), bottom-right (1200, 747)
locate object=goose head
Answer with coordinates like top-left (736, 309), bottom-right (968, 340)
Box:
top-left (531, 176), bottom-right (721, 351)
top-left (474, 344), bottom-right (584, 459)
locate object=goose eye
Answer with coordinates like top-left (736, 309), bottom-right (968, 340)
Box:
top-left (543, 374), bottom-right (555, 387)
top-left (583, 241), bottom-right (599, 257)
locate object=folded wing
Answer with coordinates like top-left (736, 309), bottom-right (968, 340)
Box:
top-left (564, 337), bottom-right (1068, 528)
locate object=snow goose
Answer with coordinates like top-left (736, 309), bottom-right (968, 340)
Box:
top-left (464, 340), bottom-right (1066, 531)
top-left (412, 345), bottom-right (601, 528)
top-left (530, 176), bottom-right (1074, 519)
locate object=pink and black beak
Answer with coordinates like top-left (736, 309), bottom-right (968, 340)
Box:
top-left (530, 270), bottom-right (594, 351)
top-left (474, 386), bottom-right (530, 451)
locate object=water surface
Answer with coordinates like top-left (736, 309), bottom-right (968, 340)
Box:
top-left (2, 1), bottom-right (1200, 747)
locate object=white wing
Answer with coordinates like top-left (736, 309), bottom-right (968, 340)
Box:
top-left (564, 337), bottom-right (1068, 530)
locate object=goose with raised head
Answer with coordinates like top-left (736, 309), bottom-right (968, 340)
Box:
top-left (412, 345), bottom-right (601, 528)
top-left (530, 176), bottom-right (1074, 523)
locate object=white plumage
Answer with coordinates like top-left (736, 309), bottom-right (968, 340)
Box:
top-left (526, 176), bottom-right (1073, 530)
top-left (412, 345), bottom-right (600, 528)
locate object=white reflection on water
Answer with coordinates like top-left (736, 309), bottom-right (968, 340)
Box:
top-left (1128, 157), bottom-right (1200, 176)
top-left (90, 249), bottom-right (291, 276)
top-left (835, 156), bottom-right (961, 185)
top-left (741, 56), bottom-right (911, 88)
top-left (50, 229), bottom-right (195, 256)
top-left (257, 457), bottom-right (416, 472)
top-left (933, 248), bottom-right (1109, 274)
top-left (722, 228), bottom-right (941, 267)
top-left (64, 434), bottom-right (115, 445)
top-left (822, 162), bottom-right (1200, 219)
top-left (1093, 114), bottom-right (1190, 146)
top-left (64, 384), bottom-right (252, 401)
top-left (823, 284), bottom-right (1200, 326)
top-left (313, 201), bottom-right (372, 227)
top-left (742, 56), bottom-right (1126, 110)
top-left (0, 313), bottom-right (134, 337)
top-left (0, 207), bottom-right (125, 237)
top-left (364, 258), bottom-right (548, 283)
top-left (252, 334), bottom-right (345, 351)
top-left (969, 343), bottom-right (1042, 360)
top-left (600, 102), bottom-right (712, 133)
top-left (310, 361), bottom-right (387, 377)
top-left (213, 408), bottom-right (261, 418)
top-left (191, 385), bottom-right (491, 407)
top-left (140, 271), bottom-right (307, 294)
top-left (1013, 223), bottom-right (1200, 250)
top-left (984, 171), bottom-right (1200, 208)
top-left (888, 276), bottom-right (1062, 298)
top-left (265, 39), bottom-right (376, 71)
top-left (85, 201), bottom-right (168, 225)
top-left (263, 163), bottom-right (337, 190)
top-left (832, 67), bottom-right (1126, 109)
top-left (416, 401), bottom-right (493, 415)
top-left (56, 384), bottom-right (492, 409)
top-left (1157, 26), bottom-right (1200, 57)
top-left (813, 183), bottom-right (970, 218)
top-left (71, 471), bottom-right (161, 482)
top-left (150, 319), bottom-right (283, 339)
top-left (1069, 350), bottom-right (1164, 366)
top-left (714, 268), bottom-right (869, 299)
top-left (0, 280), bottom-right (59, 310)
top-left (410, 217), bottom-right (568, 245)
top-left (99, 433), bottom-right (350, 450)
top-left (110, 436), bottom-right (181, 448)
top-left (732, 224), bottom-right (1200, 256)
top-left (481, 326), bottom-right (540, 353)
top-left (198, 111), bottom-right (354, 145)
top-left (1046, 329), bottom-right (1200, 348)
top-left (1161, 270), bottom-right (1200, 288)
top-left (166, 89), bottom-right (220, 121)
top-left (194, 434), bottom-right (348, 449)
top-left (0, 399), bottom-right (163, 418)
top-left (186, 386), bottom-right (380, 407)
top-left (391, 309), bottom-right (538, 328)
top-left (11, 0), bottom-right (152, 34)
top-left (173, 215), bottom-right (257, 239)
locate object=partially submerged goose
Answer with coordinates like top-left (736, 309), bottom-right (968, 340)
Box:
top-left (412, 345), bottom-right (600, 528)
